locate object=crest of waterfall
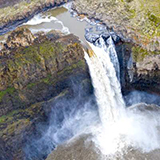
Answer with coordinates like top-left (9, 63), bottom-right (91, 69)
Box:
top-left (85, 36), bottom-right (125, 124)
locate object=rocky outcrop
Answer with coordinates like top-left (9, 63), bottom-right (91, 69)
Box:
top-left (5, 27), bottom-right (35, 49)
top-left (0, 28), bottom-right (87, 116)
top-left (0, 89), bottom-right (69, 160)
top-left (128, 47), bottom-right (160, 93)
top-left (0, 28), bottom-right (91, 160)
top-left (72, 0), bottom-right (160, 52)
top-left (0, 0), bottom-right (22, 8)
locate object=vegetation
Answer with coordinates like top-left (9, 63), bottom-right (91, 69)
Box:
top-left (132, 45), bottom-right (160, 62)
top-left (0, 0), bottom-right (48, 24)
top-left (120, 0), bottom-right (160, 38)
top-left (0, 87), bottom-right (15, 101)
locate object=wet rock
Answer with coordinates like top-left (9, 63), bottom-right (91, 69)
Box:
top-left (85, 32), bottom-right (100, 44)
top-left (46, 135), bottom-right (100, 160)
top-left (46, 30), bottom-right (65, 41)
top-left (85, 30), bottom-right (121, 46)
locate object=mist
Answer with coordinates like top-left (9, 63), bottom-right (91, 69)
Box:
top-left (24, 76), bottom-right (99, 160)
top-left (124, 90), bottom-right (160, 107)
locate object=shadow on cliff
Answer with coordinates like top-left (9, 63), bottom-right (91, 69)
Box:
top-left (23, 75), bottom-right (99, 160)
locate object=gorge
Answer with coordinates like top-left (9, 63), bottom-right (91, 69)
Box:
top-left (0, 1), bottom-right (160, 160)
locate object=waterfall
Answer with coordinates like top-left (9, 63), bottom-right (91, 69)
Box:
top-left (85, 36), bottom-right (125, 124)
top-left (84, 36), bottom-right (160, 157)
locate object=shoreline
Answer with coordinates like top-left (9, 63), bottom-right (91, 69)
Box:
top-left (0, 0), bottom-right (71, 35)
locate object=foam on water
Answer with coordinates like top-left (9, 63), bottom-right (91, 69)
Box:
top-left (85, 37), bottom-right (160, 158)
top-left (23, 14), bottom-right (70, 34)
top-left (23, 14), bottom-right (57, 25)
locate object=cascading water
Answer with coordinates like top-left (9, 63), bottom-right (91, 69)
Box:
top-left (85, 36), bottom-right (125, 124)
top-left (85, 36), bottom-right (160, 159)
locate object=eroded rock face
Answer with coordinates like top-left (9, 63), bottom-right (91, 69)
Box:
top-left (117, 42), bottom-right (160, 94)
top-left (0, 28), bottom-right (92, 160)
top-left (0, 0), bottom-right (22, 8)
top-left (0, 28), bottom-right (87, 116)
top-left (130, 54), bottom-right (160, 93)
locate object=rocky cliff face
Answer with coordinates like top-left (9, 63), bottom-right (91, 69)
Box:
top-left (0, 27), bottom-right (91, 160)
top-left (72, 0), bottom-right (160, 52)
top-left (129, 47), bottom-right (160, 93)
top-left (84, 30), bottom-right (160, 94)
top-left (114, 41), bottom-right (160, 94)
top-left (72, 0), bottom-right (160, 94)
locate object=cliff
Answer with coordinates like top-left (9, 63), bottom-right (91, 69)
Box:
top-left (77, 0), bottom-right (160, 94)
top-left (0, 27), bottom-right (90, 160)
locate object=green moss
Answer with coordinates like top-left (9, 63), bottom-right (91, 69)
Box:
top-left (0, 109), bottom-right (23, 123)
top-left (27, 82), bottom-right (36, 89)
top-left (0, 119), bottom-right (31, 137)
top-left (39, 41), bottom-right (55, 56)
top-left (57, 60), bottom-right (85, 76)
top-left (132, 45), bottom-right (160, 62)
top-left (148, 11), bottom-right (160, 25)
top-left (41, 74), bottom-right (52, 84)
top-left (0, 87), bottom-right (15, 101)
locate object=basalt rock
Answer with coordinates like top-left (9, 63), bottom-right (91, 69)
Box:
top-left (0, 28), bottom-right (91, 159)
top-left (115, 41), bottom-right (160, 94)
top-left (129, 50), bottom-right (160, 93)
top-left (72, 0), bottom-right (160, 52)
top-left (0, 28), bottom-right (88, 116)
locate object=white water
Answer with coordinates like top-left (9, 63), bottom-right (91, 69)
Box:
top-left (85, 37), bottom-right (160, 158)
top-left (23, 14), bottom-right (70, 34)
top-left (85, 37), bottom-right (125, 124)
